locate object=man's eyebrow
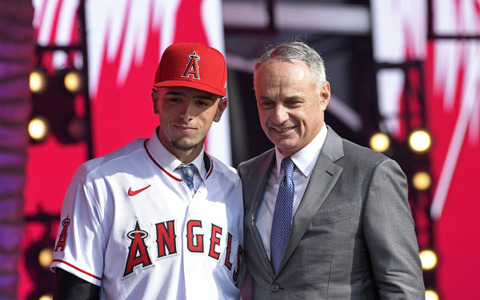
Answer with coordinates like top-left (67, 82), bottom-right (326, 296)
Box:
top-left (258, 96), bottom-right (272, 101)
top-left (259, 95), bottom-right (301, 101)
top-left (165, 91), bottom-right (185, 97)
top-left (164, 91), bottom-right (214, 100)
top-left (286, 96), bottom-right (301, 101)
top-left (194, 95), bottom-right (215, 101)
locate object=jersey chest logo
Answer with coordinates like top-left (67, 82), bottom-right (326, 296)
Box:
top-left (128, 185), bottom-right (151, 196)
top-left (123, 219), bottom-right (242, 282)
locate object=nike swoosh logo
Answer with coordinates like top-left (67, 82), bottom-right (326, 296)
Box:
top-left (128, 185), bottom-right (151, 196)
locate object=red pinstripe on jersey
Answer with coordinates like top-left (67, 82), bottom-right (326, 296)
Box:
top-left (143, 140), bottom-right (182, 182)
top-left (52, 259), bottom-right (102, 281)
top-left (143, 139), bottom-right (214, 181)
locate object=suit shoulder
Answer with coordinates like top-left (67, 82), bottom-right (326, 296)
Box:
top-left (238, 148), bottom-right (274, 172)
top-left (207, 153), bottom-right (241, 185)
top-left (343, 138), bottom-right (384, 157)
top-left (340, 138), bottom-right (394, 166)
top-left (334, 138), bottom-right (406, 181)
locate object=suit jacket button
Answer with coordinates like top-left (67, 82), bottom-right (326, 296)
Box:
top-left (271, 284), bottom-right (280, 292)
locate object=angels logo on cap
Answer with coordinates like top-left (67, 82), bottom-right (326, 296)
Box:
top-left (182, 51), bottom-right (200, 80)
top-left (153, 42), bottom-right (227, 97)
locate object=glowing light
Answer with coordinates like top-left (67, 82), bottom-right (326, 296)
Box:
top-left (39, 294), bottom-right (53, 300)
top-left (30, 69), bottom-right (48, 94)
top-left (425, 289), bottom-right (439, 300)
top-left (413, 171), bottom-right (432, 191)
top-left (370, 132), bottom-right (390, 153)
top-left (38, 248), bottom-right (53, 269)
top-left (408, 129), bottom-right (432, 153)
top-left (420, 249), bottom-right (438, 271)
top-left (28, 117), bottom-right (49, 142)
top-left (64, 70), bottom-right (83, 93)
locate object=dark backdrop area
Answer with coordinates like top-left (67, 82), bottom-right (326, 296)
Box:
top-left (226, 34), bottom-right (378, 167)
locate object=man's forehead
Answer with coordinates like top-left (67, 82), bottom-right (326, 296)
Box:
top-left (160, 86), bottom-right (216, 98)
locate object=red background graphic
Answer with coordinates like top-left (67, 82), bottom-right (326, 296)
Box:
top-left (19, 0), bottom-right (480, 299)
top-left (425, 41), bottom-right (480, 299)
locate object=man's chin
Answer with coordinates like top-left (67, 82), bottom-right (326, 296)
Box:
top-left (270, 137), bottom-right (295, 148)
top-left (172, 140), bottom-right (200, 152)
top-left (274, 142), bottom-right (299, 156)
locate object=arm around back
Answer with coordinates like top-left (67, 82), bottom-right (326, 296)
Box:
top-left (53, 268), bottom-right (100, 300)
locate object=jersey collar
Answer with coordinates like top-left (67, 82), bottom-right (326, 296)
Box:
top-left (145, 127), bottom-right (212, 180)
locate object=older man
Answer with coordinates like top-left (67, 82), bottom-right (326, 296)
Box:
top-left (239, 41), bottom-right (425, 299)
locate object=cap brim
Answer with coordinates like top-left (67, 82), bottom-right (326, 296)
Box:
top-left (153, 80), bottom-right (226, 97)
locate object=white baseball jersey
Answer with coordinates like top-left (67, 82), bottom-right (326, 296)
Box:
top-left (51, 129), bottom-right (244, 300)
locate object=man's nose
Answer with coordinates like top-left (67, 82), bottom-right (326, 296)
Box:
top-left (272, 105), bottom-right (289, 124)
top-left (179, 101), bottom-right (194, 120)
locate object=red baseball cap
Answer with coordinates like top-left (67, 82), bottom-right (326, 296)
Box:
top-left (153, 42), bottom-right (227, 97)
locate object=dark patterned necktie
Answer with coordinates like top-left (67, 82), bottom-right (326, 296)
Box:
top-left (270, 157), bottom-right (295, 273)
top-left (178, 164), bottom-right (196, 190)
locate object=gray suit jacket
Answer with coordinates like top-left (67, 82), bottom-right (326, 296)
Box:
top-left (238, 128), bottom-right (425, 299)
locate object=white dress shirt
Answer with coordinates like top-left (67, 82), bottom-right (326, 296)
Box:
top-left (148, 128), bottom-right (206, 196)
top-left (256, 124), bottom-right (328, 259)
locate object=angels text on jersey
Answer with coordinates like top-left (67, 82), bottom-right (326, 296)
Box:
top-left (55, 216), bottom-right (243, 283)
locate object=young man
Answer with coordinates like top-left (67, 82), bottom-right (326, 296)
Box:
top-left (239, 41), bottom-right (425, 299)
top-left (51, 42), bottom-right (244, 299)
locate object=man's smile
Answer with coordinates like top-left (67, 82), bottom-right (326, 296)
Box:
top-left (271, 125), bottom-right (295, 133)
top-left (173, 124), bottom-right (196, 132)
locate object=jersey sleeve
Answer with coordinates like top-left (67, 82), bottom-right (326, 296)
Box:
top-left (51, 169), bottom-right (106, 287)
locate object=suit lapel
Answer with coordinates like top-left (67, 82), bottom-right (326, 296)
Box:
top-left (245, 150), bottom-right (276, 277)
top-left (278, 128), bottom-right (345, 274)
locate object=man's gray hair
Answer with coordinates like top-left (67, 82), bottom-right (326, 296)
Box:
top-left (254, 41), bottom-right (327, 95)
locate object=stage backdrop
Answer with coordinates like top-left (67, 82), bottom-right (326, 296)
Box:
top-left (23, 0), bottom-right (480, 299)
top-left (372, 0), bottom-right (480, 299)
top-left (22, 0), bottom-right (229, 298)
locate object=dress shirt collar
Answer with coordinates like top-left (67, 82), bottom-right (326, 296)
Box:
top-left (274, 123), bottom-right (328, 178)
top-left (146, 127), bottom-right (206, 179)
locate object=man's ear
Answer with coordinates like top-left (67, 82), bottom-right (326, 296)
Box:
top-left (320, 82), bottom-right (330, 110)
top-left (151, 88), bottom-right (159, 115)
top-left (213, 97), bottom-right (228, 122)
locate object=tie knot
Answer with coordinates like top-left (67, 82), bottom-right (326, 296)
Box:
top-left (281, 157), bottom-right (294, 179)
top-left (179, 163), bottom-right (196, 175)
top-left (177, 164), bottom-right (197, 190)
